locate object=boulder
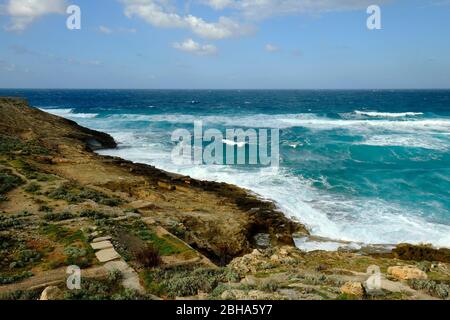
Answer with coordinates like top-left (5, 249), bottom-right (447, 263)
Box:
top-left (340, 282), bottom-right (365, 297)
top-left (40, 286), bottom-right (63, 300)
top-left (387, 266), bottom-right (428, 280)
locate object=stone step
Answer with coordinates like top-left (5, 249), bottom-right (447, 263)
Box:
top-left (92, 236), bottom-right (112, 243)
top-left (91, 240), bottom-right (113, 250)
top-left (95, 248), bottom-right (121, 263)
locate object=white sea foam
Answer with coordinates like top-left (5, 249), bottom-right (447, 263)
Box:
top-left (356, 134), bottom-right (448, 151)
top-left (354, 110), bottom-right (424, 118)
top-left (39, 108), bottom-right (98, 119)
top-left (104, 113), bottom-right (450, 134)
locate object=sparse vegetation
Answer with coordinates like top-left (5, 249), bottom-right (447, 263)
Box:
top-left (124, 219), bottom-right (186, 256)
top-left (63, 246), bottom-right (91, 267)
top-left (408, 279), bottom-right (449, 299)
top-left (38, 205), bottom-right (53, 213)
top-left (24, 182), bottom-right (41, 193)
top-left (0, 135), bottom-right (49, 156)
top-left (47, 183), bottom-right (122, 206)
top-left (63, 271), bottom-right (148, 300)
top-left (0, 271), bottom-right (34, 285)
top-left (80, 209), bottom-right (110, 220)
top-left (0, 168), bottom-right (24, 196)
top-left (142, 267), bottom-right (239, 298)
top-left (0, 289), bottom-right (41, 300)
top-left (44, 211), bottom-right (76, 221)
top-left (0, 212), bottom-right (31, 231)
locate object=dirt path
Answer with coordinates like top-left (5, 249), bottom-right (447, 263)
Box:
top-left (0, 266), bottom-right (108, 294)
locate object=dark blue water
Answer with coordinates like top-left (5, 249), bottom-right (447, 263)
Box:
top-left (2, 89), bottom-right (449, 248)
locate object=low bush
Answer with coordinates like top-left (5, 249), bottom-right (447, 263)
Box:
top-left (24, 182), bottom-right (41, 193)
top-left (63, 271), bottom-right (148, 300)
top-left (0, 169), bottom-right (24, 195)
top-left (44, 211), bottom-right (76, 221)
top-left (0, 213), bottom-right (29, 231)
top-left (80, 210), bottom-right (109, 220)
top-left (0, 135), bottom-right (49, 156)
top-left (38, 205), bottom-right (53, 213)
top-left (408, 279), bottom-right (449, 299)
top-left (143, 267), bottom-right (240, 298)
top-left (48, 183), bottom-right (122, 206)
top-left (136, 245), bottom-right (161, 268)
top-left (0, 289), bottom-right (41, 300)
top-left (9, 249), bottom-right (42, 269)
top-left (63, 246), bottom-right (91, 267)
top-left (0, 271), bottom-right (33, 285)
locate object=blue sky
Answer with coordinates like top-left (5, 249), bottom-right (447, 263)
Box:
top-left (0, 0), bottom-right (449, 89)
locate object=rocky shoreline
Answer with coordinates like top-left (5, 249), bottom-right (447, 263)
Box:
top-left (0, 97), bottom-right (449, 300)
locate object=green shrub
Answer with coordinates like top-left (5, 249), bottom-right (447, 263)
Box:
top-left (136, 245), bottom-right (161, 268)
top-left (38, 205), bottom-right (53, 213)
top-left (0, 271), bottom-right (33, 285)
top-left (258, 280), bottom-right (280, 293)
top-left (24, 182), bottom-right (41, 193)
top-left (62, 271), bottom-right (149, 300)
top-left (63, 246), bottom-right (90, 267)
top-left (0, 169), bottom-right (24, 195)
top-left (0, 135), bottom-right (48, 155)
top-left (143, 267), bottom-right (239, 298)
top-left (408, 279), bottom-right (449, 299)
top-left (80, 210), bottom-right (109, 220)
top-left (40, 224), bottom-right (85, 244)
top-left (0, 289), bottom-right (41, 300)
top-left (44, 211), bottom-right (76, 221)
top-left (47, 183), bottom-right (122, 206)
top-left (9, 250), bottom-right (42, 269)
top-left (0, 215), bottom-right (26, 231)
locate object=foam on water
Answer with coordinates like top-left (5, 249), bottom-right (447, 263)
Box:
top-left (40, 108), bottom-right (99, 119)
top-left (354, 110), bottom-right (424, 118)
top-left (355, 134), bottom-right (448, 151)
top-left (105, 113), bottom-right (450, 133)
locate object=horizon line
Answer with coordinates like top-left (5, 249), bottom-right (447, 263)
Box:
top-left (1, 88), bottom-right (450, 91)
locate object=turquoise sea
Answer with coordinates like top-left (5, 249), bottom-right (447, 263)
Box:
top-left (2, 89), bottom-right (449, 249)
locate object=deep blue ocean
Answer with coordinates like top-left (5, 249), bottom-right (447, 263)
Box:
top-left (2, 89), bottom-right (449, 249)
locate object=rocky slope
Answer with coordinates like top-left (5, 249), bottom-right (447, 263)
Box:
top-left (0, 97), bottom-right (449, 300)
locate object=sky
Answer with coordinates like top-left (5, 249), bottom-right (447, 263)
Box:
top-left (0, 0), bottom-right (449, 89)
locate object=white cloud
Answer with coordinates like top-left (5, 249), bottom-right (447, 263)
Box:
top-left (173, 38), bottom-right (218, 55)
top-left (265, 43), bottom-right (279, 52)
top-left (121, 0), bottom-right (251, 39)
top-left (99, 25), bottom-right (113, 34)
top-left (204, 0), bottom-right (235, 10)
top-left (202, 0), bottom-right (392, 20)
top-left (4, 0), bottom-right (66, 31)
top-left (98, 26), bottom-right (137, 34)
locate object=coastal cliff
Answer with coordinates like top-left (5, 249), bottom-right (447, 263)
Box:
top-left (0, 97), bottom-right (449, 300)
